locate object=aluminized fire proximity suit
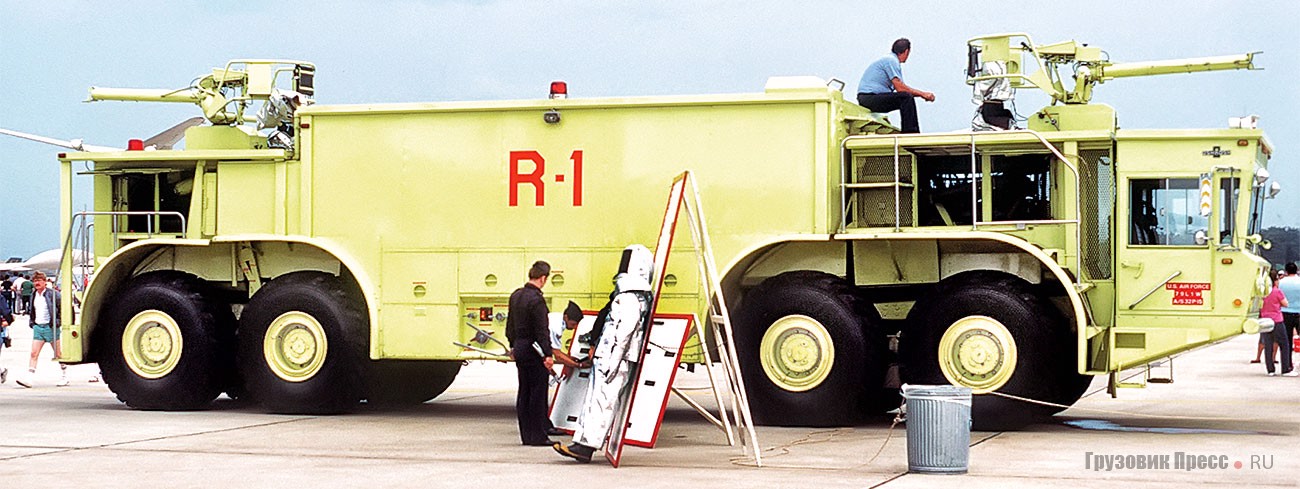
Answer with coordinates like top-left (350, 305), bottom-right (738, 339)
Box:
top-left (572, 245), bottom-right (653, 450)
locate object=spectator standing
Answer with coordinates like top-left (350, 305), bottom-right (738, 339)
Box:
top-left (19, 274), bottom-right (34, 314)
top-left (15, 271), bottom-right (69, 387)
top-left (1, 275), bottom-right (13, 312)
top-left (1277, 262), bottom-right (1300, 346)
top-left (10, 275), bottom-right (26, 313)
top-left (1260, 269), bottom-right (1294, 376)
top-left (0, 291), bottom-right (11, 383)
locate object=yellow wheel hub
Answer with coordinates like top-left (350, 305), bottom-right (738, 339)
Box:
top-left (759, 314), bottom-right (834, 392)
top-left (122, 310), bottom-right (184, 379)
top-left (937, 315), bottom-right (1017, 394)
top-left (264, 311), bottom-right (329, 382)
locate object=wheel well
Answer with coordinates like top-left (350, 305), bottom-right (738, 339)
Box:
top-left (83, 240), bottom-right (374, 361)
top-left (722, 235), bottom-right (1083, 335)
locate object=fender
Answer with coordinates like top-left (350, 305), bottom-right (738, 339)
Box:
top-left (721, 231), bottom-right (1090, 374)
top-left (77, 235), bottom-right (381, 362)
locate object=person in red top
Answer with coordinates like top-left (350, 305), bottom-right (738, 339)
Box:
top-left (1259, 270), bottom-right (1294, 376)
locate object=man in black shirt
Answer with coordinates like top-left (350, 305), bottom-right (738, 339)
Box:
top-left (506, 260), bottom-right (556, 446)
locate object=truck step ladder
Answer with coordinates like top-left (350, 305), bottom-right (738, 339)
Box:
top-left (1108, 358), bottom-right (1174, 394)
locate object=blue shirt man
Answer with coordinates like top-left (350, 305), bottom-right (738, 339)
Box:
top-left (856, 38), bottom-right (935, 133)
top-left (1277, 263), bottom-right (1300, 347)
top-left (1278, 264), bottom-right (1300, 314)
top-left (858, 55), bottom-right (904, 95)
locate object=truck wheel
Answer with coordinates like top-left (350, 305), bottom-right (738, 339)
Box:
top-left (366, 360), bottom-right (462, 405)
top-left (734, 271), bottom-right (886, 427)
top-left (900, 270), bottom-right (1076, 430)
top-left (97, 271), bottom-right (227, 410)
top-left (238, 272), bottom-right (366, 414)
top-left (1055, 368), bottom-right (1094, 408)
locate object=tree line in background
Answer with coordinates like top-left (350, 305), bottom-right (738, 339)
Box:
top-left (1262, 226), bottom-right (1300, 268)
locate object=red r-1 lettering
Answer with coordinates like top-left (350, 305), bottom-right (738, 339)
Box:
top-left (509, 149), bottom-right (584, 207)
top-left (570, 150), bottom-right (583, 206)
top-left (510, 150), bottom-right (545, 206)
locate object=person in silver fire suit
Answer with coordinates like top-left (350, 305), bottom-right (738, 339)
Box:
top-left (554, 244), bottom-right (654, 463)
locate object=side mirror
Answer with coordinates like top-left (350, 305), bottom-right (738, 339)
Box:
top-left (1246, 234), bottom-right (1272, 249)
top-left (1194, 229), bottom-right (1209, 245)
top-left (294, 64), bottom-right (315, 96)
top-left (1268, 181), bottom-right (1282, 199)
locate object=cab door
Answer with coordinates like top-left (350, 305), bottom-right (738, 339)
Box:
top-left (1116, 175), bottom-right (1216, 314)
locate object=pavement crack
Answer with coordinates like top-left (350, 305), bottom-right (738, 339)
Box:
top-left (969, 431), bottom-right (1002, 447)
top-left (0, 417), bottom-right (312, 461)
top-left (868, 472), bottom-right (907, 488)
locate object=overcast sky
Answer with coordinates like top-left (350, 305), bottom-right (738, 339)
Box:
top-left (1, 0), bottom-right (1297, 259)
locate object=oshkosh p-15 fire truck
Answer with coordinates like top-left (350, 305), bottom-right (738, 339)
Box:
top-left (40, 33), bottom-right (1275, 428)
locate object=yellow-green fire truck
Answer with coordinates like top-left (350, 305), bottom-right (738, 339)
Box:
top-left (44, 34), bottom-right (1275, 428)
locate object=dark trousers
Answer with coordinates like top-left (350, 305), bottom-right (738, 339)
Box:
top-left (1263, 320), bottom-right (1293, 374)
top-left (514, 352), bottom-right (551, 444)
top-left (858, 92), bottom-right (920, 133)
top-left (1285, 312), bottom-right (1299, 345)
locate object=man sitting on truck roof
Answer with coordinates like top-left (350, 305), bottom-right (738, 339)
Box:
top-left (857, 38), bottom-right (935, 133)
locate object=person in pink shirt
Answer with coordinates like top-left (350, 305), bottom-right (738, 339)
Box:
top-left (1260, 270), bottom-right (1294, 376)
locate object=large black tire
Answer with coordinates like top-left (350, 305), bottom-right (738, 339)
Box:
top-left (97, 271), bottom-right (230, 410)
top-left (734, 271), bottom-right (887, 427)
top-left (238, 272), bottom-right (367, 414)
top-left (1054, 363), bottom-right (1095, 408)
top-left (366, 360), bottom-right (462, 405)
top-left (900, 270), bottom-right (1082, 430)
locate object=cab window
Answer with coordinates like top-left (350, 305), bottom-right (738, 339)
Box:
top-left (1219, 177), bottom-right (1239, 245)
top-left (1129, 178), bottom-right (1207, 246)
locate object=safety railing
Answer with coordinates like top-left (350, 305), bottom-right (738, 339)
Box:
top-left (58, 210), bottom-right (187, 288)
top-left (56, 211), bottom-right (186, 331)
top-left (838, 129), bottom-right (1083, 277)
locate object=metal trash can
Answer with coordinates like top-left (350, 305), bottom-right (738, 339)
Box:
top-left (902, 384), bottom-right (971, 474)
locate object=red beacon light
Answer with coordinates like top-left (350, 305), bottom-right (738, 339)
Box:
top-left (127, 139), bottom-right (145, 151)
top-left (550, 81), bottom-right (567, 100)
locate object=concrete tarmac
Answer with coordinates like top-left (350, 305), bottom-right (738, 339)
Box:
top-left (1, 312), bottom-right (1296, 488)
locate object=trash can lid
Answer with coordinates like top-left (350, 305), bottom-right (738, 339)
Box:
top-left (901, 384), bottom-right (972, 398)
